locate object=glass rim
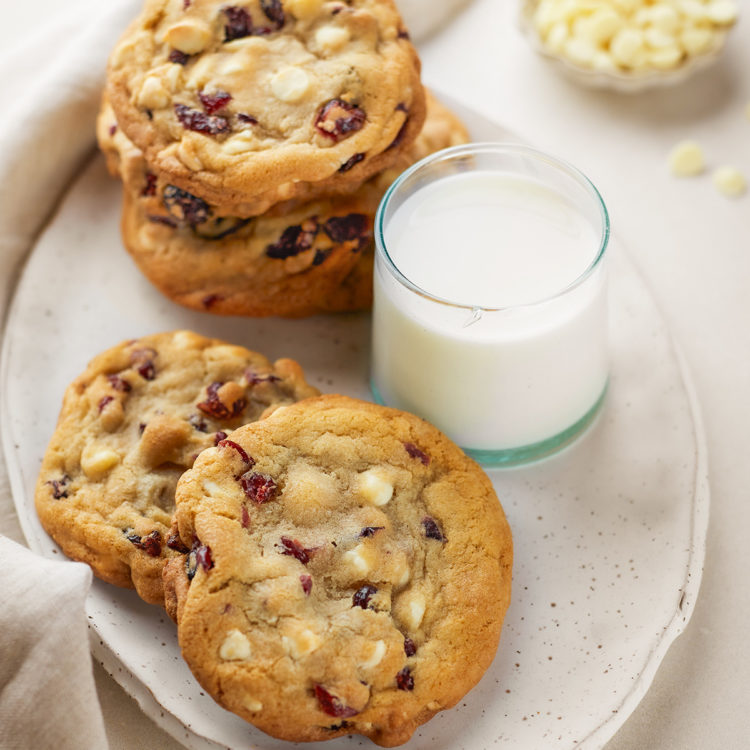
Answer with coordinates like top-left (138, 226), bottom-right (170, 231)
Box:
top-left (374, 142), bottom-right (611, 312)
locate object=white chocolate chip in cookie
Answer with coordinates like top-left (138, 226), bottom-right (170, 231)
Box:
top-left (399, 590), bottom-right (426, 631)
top-left (357, 468), bottom-right (394, 507)
top-left (360, 640), bottom-right (387, 670)
top-left (712, 166), bottom-right (747, 197)
top-left (281, 623), bottom-right (321, 659)
top-left (270, 67), bottom-right (311, 103)
top-left (244, 698), bottom-right (263, 712)
top-left (137, 76), bottom-right (170, 110)
top-left (81, 445), bottom-right (120, 478)
top-left (668, 140), bottom-right (705, 176)
top-left (177, 139), bottom-right (203, 171)
top-left (163, 19), bottom-right (212, 54)
top-left (219, 629), bottom-right (252, 660)
top-left (315, 25), bottom-right (351, 51)
top-left (344, 543), bottom-right (375, 576)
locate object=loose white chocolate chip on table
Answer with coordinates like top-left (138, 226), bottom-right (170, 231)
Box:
top-left (668, 140), bottom-right (705, 177)
top-left (531, 0), bottom-right (737, 74)
top-left (81, 445), bottom-right (120, 478)
top-left (270, 66), bottom-right (310, 103)
top-left (357, 468), bottom-right (394, 506)
top-left (712, 166), bottom-right (747, 197)
top-left (219, 629), bottom-right (252, 661)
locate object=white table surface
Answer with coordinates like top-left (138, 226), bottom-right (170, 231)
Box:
top-left (1, 2), bottom-right (748, 749)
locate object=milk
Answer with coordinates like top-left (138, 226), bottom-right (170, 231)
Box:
top-left (371, 165), bottom-right (608, 458)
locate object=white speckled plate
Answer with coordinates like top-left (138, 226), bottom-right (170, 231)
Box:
top-left (0, 100), bottom-right (708, 750)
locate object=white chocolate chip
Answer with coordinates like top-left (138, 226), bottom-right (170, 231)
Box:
top-left (81, 445), bottom-right (120, 478)
top-left (644, 27), bottom-right (677, 49)
top-left (185, 55), bottom-right (214, 91)
top-left (705, 0), bottom-right (739, 25)
top-left (360, 640), bottom-right (387, 670)
top-left (357, 469), bottom-right (394, 507)
top-left (244, 698), bottom-right (263, 712)
top-left (163, 20), bottom-right (213, 54)
top-left (344, 544), bottom-right (374, 576)
top-left (403, 591), bottom-right (426, 630)
top-left (680, 26), bottom-right (715, 55)
top-left (395, 557), bottom-right (411, 587)
top-left (270, 67), bottom-right (310, 103)
top-left (165, 64), bottom-right (183, 93)
top-left (177, 139), bottom-right (203, 171)
top-left (649, 46), bottom-right (683, 68)
top-left (649, 4), bottom-right (681, 33)
top-left (564, 37), bottom-right (598, 67)
top-left (712, 166), bottom-right (747, 197)
top-left (668, 140), bottom-right (705, 176)
top-left (137, 76), bottom-right (170, 110)
top-left (219, 629), bottom-right (252, 661)
top-left (592, 50), bottom-right (618, 72)
top-left (281, 626), bottom-right (321, 659)
top-left (315, 25), bottom-right (351, 51)
top-left (543, 22), bottom-right (569, 55)
top-left (285, 0), bottom-right (323, 20)
top-left (610, 28), bottom-right (645, 66)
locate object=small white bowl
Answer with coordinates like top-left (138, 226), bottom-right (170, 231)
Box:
top-left (518, 0), bottom-right (732, 93)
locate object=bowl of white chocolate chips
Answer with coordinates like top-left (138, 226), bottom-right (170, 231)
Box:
top-left (520, 0), bottom-right (739, 91)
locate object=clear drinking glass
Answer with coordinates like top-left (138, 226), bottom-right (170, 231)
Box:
top-left (371, 143), bottom-right (610, 467)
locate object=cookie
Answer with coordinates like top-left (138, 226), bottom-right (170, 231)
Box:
top-left (106, 0), bottom-right (426, 215)
top-left (34, 330), bottom-right (319, 606)
top-left (165, 395), bottom-right (512, 746)
top-left (98, 91), bottom-right (469, 317)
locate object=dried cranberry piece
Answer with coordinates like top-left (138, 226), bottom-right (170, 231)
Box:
top-left (197, 382), bottom-right (246, 420)
top-left (199, 89), bottom-right (233, 115)
top-left (217, 438), bottom-right (254, 467)
top-left (260, 0), bottom-right (285, 27)
top-left (174, 103), bottom-right (230, 135)
top-left (352, 584), bottom-right (377, 609)
top-left (245, 370), bottom-right (282, 386)
top-left (312, 249), bottom-right (330, 267)
top-left (300, 574), bottom-right (312, 595)
top-left (241, 505), bottom-right (251, 529)
top-left (213, 430), bottom-right (228, 445)
top-left (404, 638), bottom-right (417, 657)
top-left (141, 172), bottom-right (158, 196)
top-left (130, 348), bottom-right (157, 381)
top-left (237, 113), bottom-right (258, 125)
top-left (314, 685), bottom-right (359, 718)
top-left (187, 540), bottom-right (213, 579)
top-left (189, 414), bottom-right (208, 432)
top-left (422, 516), bottom-right (445, 542)
top-left (202, 294), bottom-right (223, 309)
top-left (387, 117), bottom-right (410, 151)
top-left (169, 48), bottom-right (190, 65)
top-left (147, 214), bottom-right (177, 228)
top-left (404, 442), bottom-right (430, 466)
top-left (265, 218), bottom-right (319, 259)
top-left (223, 6), bottom-right (254, 41)
top-left (240, 471), bottom-right (277, 504)
top-left (98, 395), bottom-right (114, 412)
top-left (396, 667), bottom-right (414, 691)
top-left (183, 0), bottom-right (191, 8)
top-left (47, 475), bottom-right (71, 499)
top-left (315, 99), bottom-right (366, 141)
top-left (359, 526), bottom-right (384, 538)
top-left (107, 374), bottom-right (132, 392)
top-left (338, 152), bottom-right (365, 173)
top-left (108, 124), bottom-right (117, 136)
top-left (323, 214), bottom-right (368, 244)
top-left (278, 536), bottom-right (311, 564)
top-left (397, 28), bottom-right (410, 39)
top-left (166, 533), bottom-right (189, 553)
top-left (127, 530), bottom-right (162, 557)
top-left (163, 185), bottom-right (212, 226)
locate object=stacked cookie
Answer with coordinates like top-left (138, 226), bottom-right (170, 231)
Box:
top-left (98, 0), bottom-right (468, 316)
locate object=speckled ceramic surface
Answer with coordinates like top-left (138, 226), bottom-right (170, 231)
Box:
top-left (1, 102), bottom-right (708, 750)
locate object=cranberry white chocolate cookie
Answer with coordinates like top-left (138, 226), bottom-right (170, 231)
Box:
top-left (165, 395), bottom-right (512, 745)
top-left (107, 0), bottom-right (425, 215)
top-left (97, 91), bottom-right (469, 317)
top-left (34, 331), bottom-right (318, 605)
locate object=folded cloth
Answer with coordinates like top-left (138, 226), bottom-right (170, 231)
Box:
top-left (0, 537), bottom-right (108, 750)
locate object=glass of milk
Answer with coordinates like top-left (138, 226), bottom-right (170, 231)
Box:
top-left (371, 143), bottom-right (610, 467)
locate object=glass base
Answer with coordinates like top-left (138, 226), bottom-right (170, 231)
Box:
top-left (370, 381), bottom-right (608, 469)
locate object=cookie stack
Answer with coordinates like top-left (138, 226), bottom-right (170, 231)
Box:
top-left (97, 0), bottom-right (469, 317)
